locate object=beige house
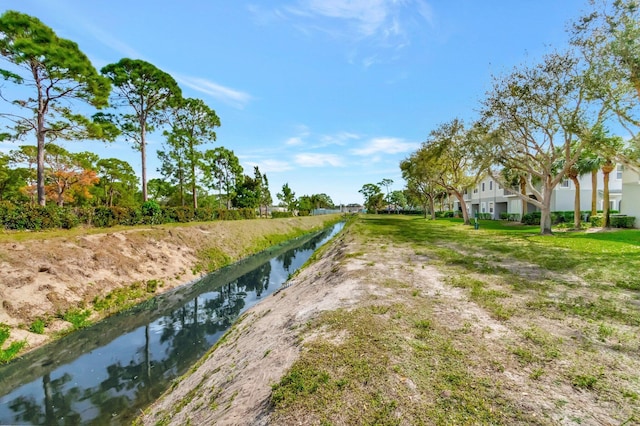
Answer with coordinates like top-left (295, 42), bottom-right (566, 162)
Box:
top-left (621, 167), bottom-right (640, 228)
top-left (456, 166), bottom-right (624, 220)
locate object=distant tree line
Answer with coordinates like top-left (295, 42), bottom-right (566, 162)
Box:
top-left (0, 11), bottom-right (315, 228)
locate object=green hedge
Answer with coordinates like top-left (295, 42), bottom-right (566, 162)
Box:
top-left (271, 211), bottom-right (293, 218)
top-left (0, 201), bottom-right (259, 230)
top-left (591, 214), bottom-right (636, 228)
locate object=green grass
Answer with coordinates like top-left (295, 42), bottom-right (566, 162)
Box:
top-left (0, 322), bottom-right (26, 363)
top-left (268, 215), bottom-right (640, 424)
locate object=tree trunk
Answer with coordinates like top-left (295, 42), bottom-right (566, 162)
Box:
top-left (602, 162), bottom-right (614, 228)
top-left (429, 196), bottom-right (436, 220)
top-left (591, 170), bottom-right (597, 216)
top-left (539, 181), bottom-right (553, 235)
top-left (452, 191), bottom-right (470, 225)
top-left (571, 176), bottom-right (581, 229)
top-left (34, 64), bottom-right (47, 206)
top-left (191, 159), bottom-right (197, 209)
top-left (519, 176), bottom-right (527, 218)
top-left (140, 119), bottom-right (148, 202)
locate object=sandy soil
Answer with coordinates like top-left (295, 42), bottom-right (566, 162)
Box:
top-left (0, 216), bottom-right (335, 353)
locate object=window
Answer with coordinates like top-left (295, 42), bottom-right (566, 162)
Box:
top-left (489, 202), bottom-right (494, 213)
top-left (617, 165), bottom-right (623, 180)
top-left (560, 179), bottom-right (570, 188)
top-left (473, 188), bottom-right (478, 194)
top-left (482, 183), bottom-right (485, 192)
top-left (489, 181), bottom-right (493, 190)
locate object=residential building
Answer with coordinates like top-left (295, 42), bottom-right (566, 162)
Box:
top-left (455, 167), bottom-right (624, 219)
top-left (621, 167), bottom-right (640, 228)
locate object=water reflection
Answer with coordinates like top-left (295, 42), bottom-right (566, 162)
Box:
top-left (0, 222), bottom-right (343, 425)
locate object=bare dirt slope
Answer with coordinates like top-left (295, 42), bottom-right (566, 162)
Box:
top-left (0, 216), bottom-right (336, 354)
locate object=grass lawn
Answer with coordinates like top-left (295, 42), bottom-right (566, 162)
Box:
top-left (269, 215), bottom-right (640, 425)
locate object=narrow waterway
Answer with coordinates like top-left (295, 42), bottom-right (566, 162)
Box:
top-left (0, 222), bottom-right (344, 425)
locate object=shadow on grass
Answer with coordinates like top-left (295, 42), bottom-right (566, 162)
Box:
top-left (358, 215), bottom-right (639, 276)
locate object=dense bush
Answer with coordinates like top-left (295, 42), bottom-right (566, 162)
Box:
top-left (610, 215), bottom-right (636, 228)
top-left (0, 202), bottom-right (80, 230)
top-left (521, 211), bottom-right (542, 225)
top-left (141, 201), bottom-right (162, 224)
top-left (590, 214), bottom-right (604, 227)
top-left (272, 211), bottom-right (293, 218)
top-left (0, 200), bottom-right (263, 231)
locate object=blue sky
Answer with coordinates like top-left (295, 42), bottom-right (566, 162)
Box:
top-left (1, 0), bottom-right (588, 205)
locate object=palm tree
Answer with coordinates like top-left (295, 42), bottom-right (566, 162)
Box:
top-left (601, 159), bottom-right (616, 228)
top-left (567, 157), bottom-right (600, 228)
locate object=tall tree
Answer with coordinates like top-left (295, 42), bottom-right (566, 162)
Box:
top-left (157, 140), bottom-right (187, 206)
top-left (359, 183), bottom-right (384, 213)
top-left (95, 158), bottom-right (138, 207)
top-left (572, 0), bottom-right (640, 169)
top-left (0, 11), bottom-right (114, 206)
top-left (377, 178), bottom-right (393, 209)
top-left (201, 147), bottom-right (243, 209)
top-left (163, 97), bottom-right (220, 209)
top-left (401, 150), bottom-right (445, 219)
top-left (233, 174), bottom-right (260, 209)
top-left (417, 119), bottom-right (482, 226)
top-left (0, 152), bottom-right (29, 202)
top-left (478, 52), bottom-right (609, 234)
top-left (277, 183), bottom-right (296, 212)
top-left (101, 58), bottom-right (182, 202)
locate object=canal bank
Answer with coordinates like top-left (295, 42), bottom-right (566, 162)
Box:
top-left (0, 215), bottom-right (342, 358)
top-left (0, 222), bottom-right (345, 425)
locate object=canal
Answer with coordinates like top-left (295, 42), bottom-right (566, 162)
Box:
top-left (0, 222), bottom-right (344, 425)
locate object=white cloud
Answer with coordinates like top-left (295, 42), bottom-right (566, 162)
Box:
top-left (318, 131), bottom-right (360, 146)
top-left (176, 75), bottom-right (252, 108)
top-left (285, 137), bottom-right (305, 146)
top-left (280, 0), bottom-right (436, 47)
top-left (245, 159), bottom-right (294, 173)
top-left (295, 153), bottom-right (344, 167)
top-left (351, 137), bottom-right (419, 156)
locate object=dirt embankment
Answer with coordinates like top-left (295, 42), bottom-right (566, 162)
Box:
top-left (0, 215), bottom-right (339, 354)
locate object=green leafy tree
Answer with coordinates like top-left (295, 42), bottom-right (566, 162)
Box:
top-left (572, 0), bottom-right (640, 168)
top-left (253, 166), bottom-right (271, 217)
top-left (401, 150), bottom-right (445, 219)
top-left (378, 178), bottom-right (393, 208)
top-left (388, 190), bottom-right (407, 212)
top-left (311, 193), bottom-right (334, 209)
top-left (359, 183), bottom-right (384, 213)
top-left (233, 174), bottom-right (260, 209)
top-left (201, 147), bottom-right (243, 209)
top-left (0, 11), bottom-right (115, 206)
top-left (101, 58), bottom-right (182, 202)
top-left (95, 158), bottom-right (138, 207)
top-left (415, 119), bottom-right (481, 225)
top-left (277, 183), bottom-right (297, 212)
top-left (147, 178), bottom-right (175, 205)
top-left (478, 52), bottom-right (609, 234)
top-left (163, 97), bottom-right (220, 209)
top-left (0, 152), bottom-right (29, 202)
top-left (158, 140), bottom-right (187, 206)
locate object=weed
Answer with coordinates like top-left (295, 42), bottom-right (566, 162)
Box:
top-left (0, 322), bottom-right (26, 363)
top-left (29, 317), bottom-right (46, 334)
top-left (61, 308), bottom-right (91, 330)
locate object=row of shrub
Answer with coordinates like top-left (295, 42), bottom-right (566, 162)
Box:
top-left (0, 201), bottom-right (258, 230)
top-left (590, 214), bottom-right (636, 228)
top-left (519, 210), bottom-right (635, 228)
